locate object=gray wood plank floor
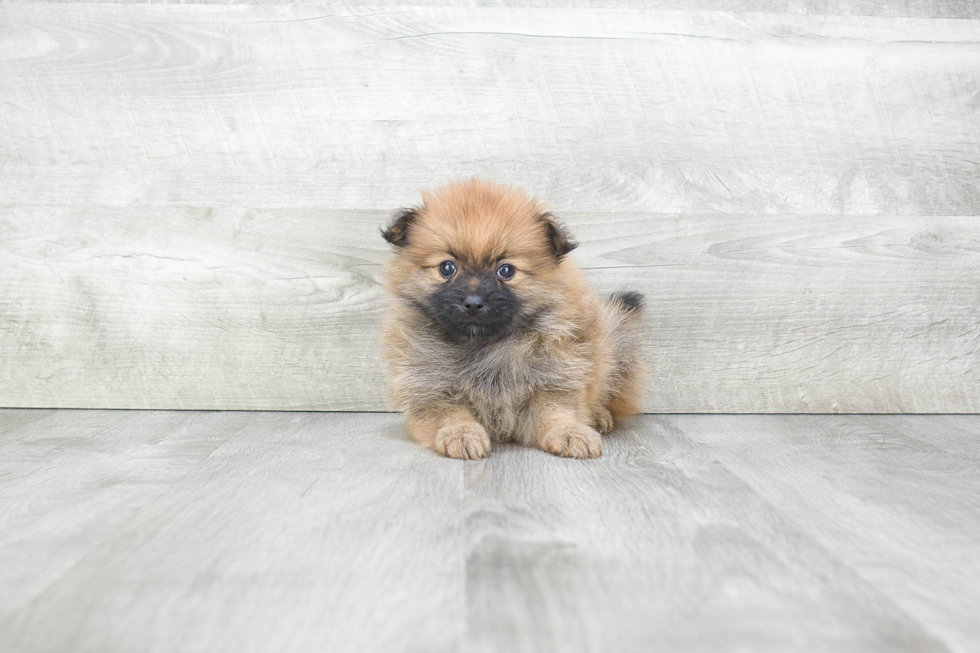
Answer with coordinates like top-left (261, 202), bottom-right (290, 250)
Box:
top-left (0, 410), bottom-right (977, 652)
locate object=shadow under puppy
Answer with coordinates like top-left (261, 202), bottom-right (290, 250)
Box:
top-left (381, 179), bottom-right (645, 459)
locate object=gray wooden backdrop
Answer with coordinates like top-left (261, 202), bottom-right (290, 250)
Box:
top-left (1, 2), bottom-right (978, 412)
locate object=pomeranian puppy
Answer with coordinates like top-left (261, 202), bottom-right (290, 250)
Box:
top-left (380, 179), bottom-right (644, 459)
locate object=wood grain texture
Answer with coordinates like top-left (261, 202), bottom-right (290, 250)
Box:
top-left (0, 409), bottom-right (56, 437)
top-left (861, 414), bottom-right (980, 463)
top-left (2, 207), bottom-right (978, 412)
top-left (0, 411), bottom-right (466, 653)
top-left (6, 2), bottom-right (979, 20)
top-left (3, 410), bottom-right (979, 652)
top-left (463, 418), bottom-right (949, 652)
top-left (2, 5), bottom-right (979, 411)
top-left (0, 410), bottom-right (250, 617)
top-left (671, 414), bottom-right (980, 653)
top-left (1, 6), bottom-right (979, 214)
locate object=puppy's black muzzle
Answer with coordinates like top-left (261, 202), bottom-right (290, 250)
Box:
top-left (426, 273), bottom-right (520, 342)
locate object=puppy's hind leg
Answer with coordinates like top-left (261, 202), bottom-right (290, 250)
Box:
top-left (406, 405), bottom-right (492, 460)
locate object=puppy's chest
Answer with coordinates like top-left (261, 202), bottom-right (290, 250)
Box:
top-left (450, 343), bottom-right (571, 405)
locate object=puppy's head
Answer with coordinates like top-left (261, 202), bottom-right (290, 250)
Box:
top-left (382, 179), bottom-right (577, 343)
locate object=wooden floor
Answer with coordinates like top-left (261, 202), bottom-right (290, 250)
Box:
top-left (0, 410), bottom-right (977, 652)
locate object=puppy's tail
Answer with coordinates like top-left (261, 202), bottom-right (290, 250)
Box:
top-left (610, 291), bottom-right (644, 318)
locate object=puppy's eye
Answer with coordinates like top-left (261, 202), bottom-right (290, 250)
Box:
top-left (497, 263), bottom-right (516, 280)
top-left (439, 260), bottom-right (457, 278)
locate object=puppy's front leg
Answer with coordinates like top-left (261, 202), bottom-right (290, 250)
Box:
top-left (535, 403), bottom-right (603, 459)
top-left (405, 405), bottom-right (491, 460)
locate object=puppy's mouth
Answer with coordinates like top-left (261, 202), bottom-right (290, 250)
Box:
top-left (440, 306), bottom-right (515, 342)
top-left (416, 297), bottom-right (518, 343)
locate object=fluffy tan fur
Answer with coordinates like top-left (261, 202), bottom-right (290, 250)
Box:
top-left (381, 179), bottom-right (644, 459)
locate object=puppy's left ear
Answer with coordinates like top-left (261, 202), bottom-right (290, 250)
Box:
top-left (540, 212), bottom-right (578, 260)
top-left (381, 207), bottom-right (419, 247)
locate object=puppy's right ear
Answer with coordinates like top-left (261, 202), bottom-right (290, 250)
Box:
top-left (381, 207), bottom-right (419, 247)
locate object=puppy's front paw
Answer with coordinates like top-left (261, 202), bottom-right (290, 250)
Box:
top-left (592, 407), bottom-right (614, 435)
top-left (540, 423), bottom-right (603, 459)
top-left (435, 421), bottom-right (491, 460)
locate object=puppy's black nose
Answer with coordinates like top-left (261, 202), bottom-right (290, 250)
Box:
top-left (463, 294), bottom-right (485, 315)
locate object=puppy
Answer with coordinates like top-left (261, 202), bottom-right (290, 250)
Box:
top-left (380, 179), bottom-right (644, 459)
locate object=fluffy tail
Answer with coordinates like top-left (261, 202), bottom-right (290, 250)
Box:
top-left (610, 291), bottom-right (644, 316)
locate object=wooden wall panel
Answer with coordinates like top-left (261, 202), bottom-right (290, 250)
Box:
top-left (1, 4), bottom-right (977, 411)
top-left (8, 1), bottom-right (980, 19)
top-left (1, 7), bottom-right (978, 214)
top-left (2, 207), bottom-right (977, 412)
